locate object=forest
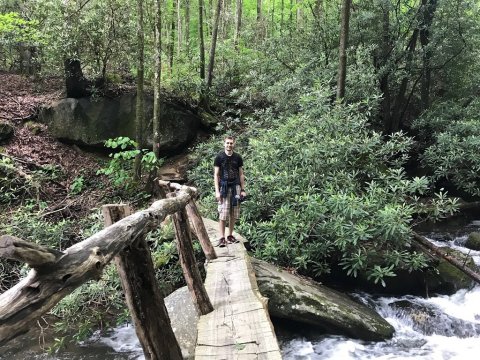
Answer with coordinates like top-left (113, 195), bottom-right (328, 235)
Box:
top-left (1, 0), bottom-right (480, 356)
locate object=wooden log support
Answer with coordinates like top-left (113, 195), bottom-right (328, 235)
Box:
top-left (186, 200), bottom-right (217, 260)
top-left (0, 190), bottom-right (195, 346)
top-left (172, 207), bottom-right (214, 315)
top-left (0, 235), bottom-right (64, 267)
top-left (159, 180), bottom-right (217, 260)
top-left (103, 204), bottom-right (182, 360)
top-left (413, 232), bottom-right (480, 285)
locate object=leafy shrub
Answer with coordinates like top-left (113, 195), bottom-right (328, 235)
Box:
top-left (97, 136), bottom-right (163, 190)
top-left (413, 99), bottom-right (480, 197)
top-left (189, 103), bottom-right (458, 284)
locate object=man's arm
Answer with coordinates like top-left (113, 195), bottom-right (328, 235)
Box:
top-left (239, 167), bottom-right (246, 196)
top-left (214, 166), bottom-right (221, 202)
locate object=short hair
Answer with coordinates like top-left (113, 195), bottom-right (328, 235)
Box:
top-left (224, 135), bottom-right (235, 142)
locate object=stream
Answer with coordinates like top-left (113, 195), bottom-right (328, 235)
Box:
top-left (1, 219), bottom-right (479, 359)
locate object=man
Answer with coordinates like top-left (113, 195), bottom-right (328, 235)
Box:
top-left (214, 136), bottom-right (246, 247)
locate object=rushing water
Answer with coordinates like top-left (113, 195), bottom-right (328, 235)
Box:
top-left (278, 223), bottom-right (480, 359)
top-left (2, 221), bottom-right (479, 359)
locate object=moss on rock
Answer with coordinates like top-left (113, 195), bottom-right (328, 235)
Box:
top-left (465, 232), bottom-right (480, 251)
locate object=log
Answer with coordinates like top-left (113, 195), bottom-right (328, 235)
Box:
top-left (0, 235), bottom-right (64, 267)
top-left (103, 205), bottom-right (182, 360)
top-left (185, 200), bottom-right (217, 260)
top-left (413, 232), bottom-right (480, 285)
top-left (172, 207), bottom-right (213, 315)
top-left (0, 190), bottom-right (195, 346)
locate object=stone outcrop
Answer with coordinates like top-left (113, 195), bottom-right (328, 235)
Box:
top-left (465, 232), bottom-right (480, 251)
top-left (39, 94), bottom-right (201, 153)
top-left (0, 122), bottom-right (14, 143)
top-left (251, 258), bottom-right (395, 341)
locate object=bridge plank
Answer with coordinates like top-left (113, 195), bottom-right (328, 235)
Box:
top-left (195, 219), bottom-right (282, 359)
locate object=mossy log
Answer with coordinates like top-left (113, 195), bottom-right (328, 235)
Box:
top-left (0, 190), bottom-right (196, 346)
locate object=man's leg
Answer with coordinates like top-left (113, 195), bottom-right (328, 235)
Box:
top-left (219, 219), bottom-right (226, 239)
top-left (228, 210), bottom-right (236, 236)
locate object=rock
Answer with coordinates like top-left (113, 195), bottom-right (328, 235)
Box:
top-left (38, 94), bottom-right (201, 153)
top-left (198, 110), bottom-right (219, 129)
top-left (465, 232), bottom-right (480, 251)
top-left (164, 286), bottom-right (199, 359)
top-left (425, 248), bottom-right (478, 294)
top-left (390, 299), bottom-right (480, 338)
top-left (251, 258), bottom-right (395, 341)
top-left (0, 122), bottom-right (14, 143)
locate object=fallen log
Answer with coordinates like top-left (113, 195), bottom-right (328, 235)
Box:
top-left (0, 190), bottom-right (195, 346)
top-left (412, 232), bottom-right (480, 285)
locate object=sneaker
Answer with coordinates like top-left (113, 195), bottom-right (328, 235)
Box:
top-left (216, 237), bottom-right (227, 247)
top-left (227, 235), bottom-right (239, 244)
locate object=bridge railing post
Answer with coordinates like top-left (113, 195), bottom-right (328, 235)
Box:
top-left (166, 192), bottom-right (214, 315)
top-left (102, 204), bottom-right (183, 360)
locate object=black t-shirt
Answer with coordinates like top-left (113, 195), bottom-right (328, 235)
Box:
top-left (214, 151), bottom-right (243, 183)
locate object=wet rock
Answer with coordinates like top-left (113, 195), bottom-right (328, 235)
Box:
top-left (0, 121), bottom-right (14, 143)
top-left (465, 232), bottom-right (480, 251)
top-left (165, 286), bottom-right (198, 359)
top-left (390, 299), bottom-right (480, 337)
top-left (251, 258), bottom-right (395, 341)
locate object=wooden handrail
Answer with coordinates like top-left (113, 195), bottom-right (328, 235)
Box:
top-left (0, 187), bottom-right (197, 347)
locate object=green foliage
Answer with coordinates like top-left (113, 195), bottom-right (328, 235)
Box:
top-left (414, 99), bottom-right (480, 197)
top-left (97, 136), bottom-right (164, 190)
top-left (189, 103), bottom-right (458, 284)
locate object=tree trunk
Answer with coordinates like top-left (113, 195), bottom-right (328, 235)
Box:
top-left (379, 0), bottom-right (391, 129)
top-left (169, 2), bottom-right (176, 74)
top-left (134, 0), bottom-right (145, 181)
top-left (103, 205), bottom-right (183, 360)
top-left (206, 0), bottom-right (222, 88)
top-left (177, 0), bottom-right (182, 57)
top-left (234, 0), bottom-right (242, 48)
top-left (185, 0), bottom-right (191, 55)
top-left (419, 0), bottom-right (438, 112)
top-left (336, 0), bottom-right (351, 102)
top-left (153, 0), bottom-right (162, 160)
top-left (199, 0), bottom-right (206, 80)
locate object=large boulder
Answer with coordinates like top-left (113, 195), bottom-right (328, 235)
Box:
top-left (165, 286), bottom-right (199, 359)
top-left (38, 94), bottom-right (201, 153)
top-left (0, 121), bottom-right (14, 143)
top-left (251, 258), bottom-right (395, 341)
top-left (465, 232), bottom-right (480, 251)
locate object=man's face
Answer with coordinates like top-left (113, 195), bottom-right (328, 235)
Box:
top-left (224, 138), bottom-right (235, 153)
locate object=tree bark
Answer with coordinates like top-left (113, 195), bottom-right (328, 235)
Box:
top-left (153, 0), bottom-right (162, 160)
top-left (206, 0), bottom-right (223, 88)
top-left (419, 0), bottom-right (438, 112)
top-left (234, 0), bottom-right (243, 48)
top-left (379, 0), bottom-right (392, 129)
top-left (177, 0), bottom-right (182, 57)
top-left (185, 0), bottom-right (191, 55)
top-left (198, 0), bottom-right (206, 80)
top-left (134, 0), bottom-right (145, 180)
top-left (103, 205), bottom-right (183, 360)
top-left (336, 0), bottom-right (351, 102)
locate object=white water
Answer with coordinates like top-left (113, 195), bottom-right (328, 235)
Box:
top-left (279, 231), bottom-right (480, 360)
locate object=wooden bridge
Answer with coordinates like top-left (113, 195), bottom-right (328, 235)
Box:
top-left (0, 182), bottom-right (281, 359)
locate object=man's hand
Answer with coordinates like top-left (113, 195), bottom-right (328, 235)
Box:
top-left (215, 191), bottom-right (222, 203)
